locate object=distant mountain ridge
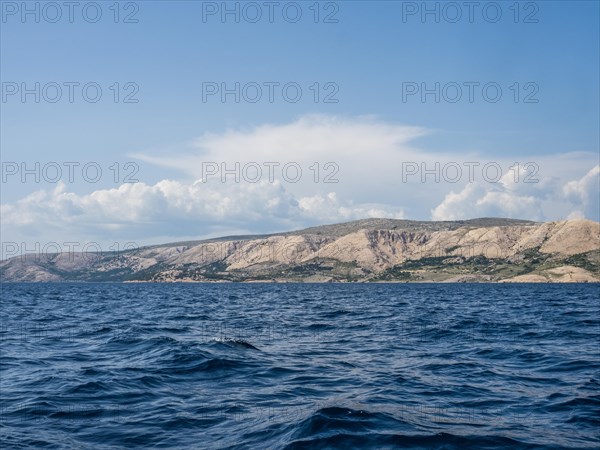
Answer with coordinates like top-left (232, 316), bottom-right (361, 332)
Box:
top-left (1, 218), bottom-right (599, 283)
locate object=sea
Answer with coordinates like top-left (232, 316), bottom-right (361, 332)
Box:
top-left (1, 283), bottom-right (599, 449)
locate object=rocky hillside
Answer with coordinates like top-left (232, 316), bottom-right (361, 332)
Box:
top-left (1, 218), bottom-right (599, 283)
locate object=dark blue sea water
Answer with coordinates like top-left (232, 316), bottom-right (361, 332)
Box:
top-left (0, 283), bottom-right (599, 449)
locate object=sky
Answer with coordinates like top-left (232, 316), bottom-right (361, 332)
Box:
top-left (1, 0), bottom-right (599, 256)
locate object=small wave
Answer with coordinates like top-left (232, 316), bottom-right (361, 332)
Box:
top-left (210, 337), bottom-right (260, 351)
top-left (289, 406), bottom-right (415, 440)
top-left (66, 380), bottom-right (111, 394)
top-left (3, 283), bottom-right (599, 449)
top-left (196, 357), bottom-right (247, 373)
top-left (306, 323), bottom-right (336, 330)
top-left (284, 432), bottom-right (543, 450)
top-left (539, 359), bottom-right (598, 373)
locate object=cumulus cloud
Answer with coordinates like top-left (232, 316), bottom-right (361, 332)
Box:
top-left (1, 179), bottom-right (405, 247)
top-left (132, 115), bottom-right (598, 217)
top-left (563, 165), bottom-right (600, 221)
top-left (430, 183), bottom-right (544, 221)
top-left (298, 192), bottom-right (405, 222)
top-left (2, 115), bottom-right (598, 252)
top-left (432, 165), bottom-right (599, 222)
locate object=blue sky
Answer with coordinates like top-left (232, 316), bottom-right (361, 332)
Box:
top-left (1, 1), bottom-right (599, 252)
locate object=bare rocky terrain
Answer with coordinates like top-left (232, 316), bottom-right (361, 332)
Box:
top-left (1, 218), bottom-right (599, 283)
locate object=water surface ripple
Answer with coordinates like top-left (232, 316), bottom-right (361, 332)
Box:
top-left (1, 283), bottom-right (598, 449)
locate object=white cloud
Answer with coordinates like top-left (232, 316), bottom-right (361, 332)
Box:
top-left (1, 178), bottom-right (405, 249)
top-left (298, 192), bottom-right (405, 222)
top-left (131, 114), bottom-right (430, 205)
top-left (132, 115), bottom-right (598, 219)
top-left (2, 115), bottom-right (598, 251)
top-left (133, 114), bottom-right (427, 179)
top-left (432, 165), bottom-right (600, 222)
top-left (563, 165), bottom-right (600, 221)
top-left (430, 183), bottom-right (544, 221)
